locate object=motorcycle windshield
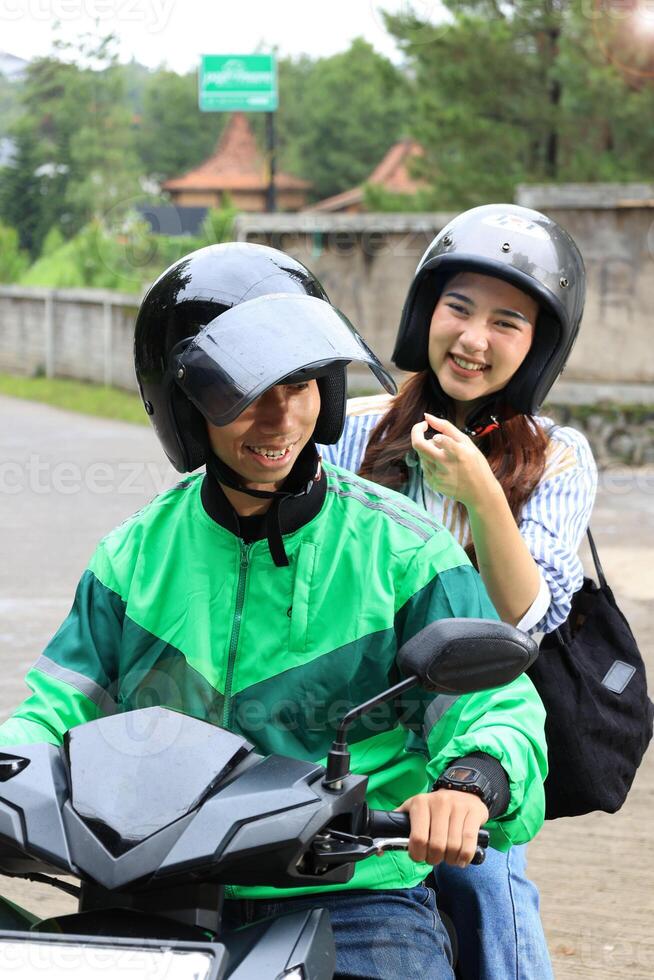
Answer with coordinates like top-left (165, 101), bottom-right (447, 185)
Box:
top-left (173, 293), bottom-right (396, 426)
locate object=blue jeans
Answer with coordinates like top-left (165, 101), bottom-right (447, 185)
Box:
top-left (434, 843), bottom-right (553, 980)
top-left (223, 885), bottom-right (455, 979)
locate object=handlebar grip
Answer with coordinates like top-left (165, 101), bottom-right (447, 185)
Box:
top-left (366, 810), bottom-right (490, 865)
top-left (471, 829), bottom-right (490, 865)
top-left (366, 809), bottom-right (411, 838)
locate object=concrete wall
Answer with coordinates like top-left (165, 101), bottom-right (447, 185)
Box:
top-left (234, 195), bottom-right (654, 399)
top-left (516, 184), bottom-right (654, 389)
top-left (234, 213), bottom-right (450, 383)
top-left (1, 188), bottom-right (653, 402)
top-left (0, 286), bottom-right (139, 390)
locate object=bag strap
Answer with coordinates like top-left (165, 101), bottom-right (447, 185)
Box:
top-left (586, 528), bottom-right (608, 589)
top-left (549, 530), bottom-right (609, 652)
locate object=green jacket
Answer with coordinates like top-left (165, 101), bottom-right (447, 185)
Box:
top-left (0, 464), bottom-right (547, 898)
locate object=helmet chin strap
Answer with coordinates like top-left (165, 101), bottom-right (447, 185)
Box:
top-left (204, 441), bottom-right (322, 567)
top-left (426, 373), bottom-right (512, 440)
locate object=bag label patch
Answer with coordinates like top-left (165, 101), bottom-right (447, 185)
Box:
top-left (602, 660), bottom-right (636, 695)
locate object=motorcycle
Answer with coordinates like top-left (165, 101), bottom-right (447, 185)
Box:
top-left (0, 618), bottom-right (537, 979)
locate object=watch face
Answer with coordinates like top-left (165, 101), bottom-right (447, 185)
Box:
top-left (448, 766), bottom-right (478, 782)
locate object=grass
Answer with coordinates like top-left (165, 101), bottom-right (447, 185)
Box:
top-left (0, 374), bottom-right (148, 426)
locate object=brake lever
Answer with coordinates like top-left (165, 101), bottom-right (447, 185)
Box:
top-left (312, 828), bottom-right (489, 866)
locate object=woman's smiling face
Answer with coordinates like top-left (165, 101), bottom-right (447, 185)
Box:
top-left (428, 271), bottom-right (538, 421)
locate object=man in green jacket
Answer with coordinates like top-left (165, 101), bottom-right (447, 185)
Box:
top-left (0, 244), bottom-right (547, 978)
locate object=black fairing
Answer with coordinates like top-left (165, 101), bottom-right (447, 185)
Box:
top-left (134, 242), bottom-right (345, 471)
top-left (0, 708), bottom-right (369, 895)
top-left (397, 618), bottom-right (539, 693)
top-left (66, 708), bottom-right (253, 852)
top-left (393, 204), bottom-right (586, 419)
top-left (223, 909), bottom-right (335, 980)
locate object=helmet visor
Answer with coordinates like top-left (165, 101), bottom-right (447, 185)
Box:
top-left (173, 293), bottom-right (396, 426)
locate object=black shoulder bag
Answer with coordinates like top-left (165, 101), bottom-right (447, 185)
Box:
top-left (528, 529), bottom-right (653, 820)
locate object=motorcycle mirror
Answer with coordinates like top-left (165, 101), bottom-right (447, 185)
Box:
top-left (323, 619), bottom-right (537, 791)
top-left (397, 618), bottom-right (538, 694)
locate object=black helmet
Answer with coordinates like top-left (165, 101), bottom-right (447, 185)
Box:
top-left (393, 204), bottom-right (586, 422)
top-left (134, 242), bottom-right (395, 472)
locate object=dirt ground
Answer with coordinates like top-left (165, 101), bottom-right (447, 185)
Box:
top-left (0, 395), bottom-right (652, 977)
top-left (527, 469), bottom-right (654, 979)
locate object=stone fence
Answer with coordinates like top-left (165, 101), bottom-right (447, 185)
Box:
top-left (233, 187), bottom-right (654, 398)
top-left (546, 404), bottom-right (654, 467)
top-left (0, 285), bottom-right (139, 390)
top-left (1, 187), bottom-right (653, 465)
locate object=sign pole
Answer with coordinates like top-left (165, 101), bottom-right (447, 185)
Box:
top-left (266, 112), bottom-right (277, 213)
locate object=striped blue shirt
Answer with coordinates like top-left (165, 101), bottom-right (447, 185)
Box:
top-left (320, 394), bottom-right (598, 635)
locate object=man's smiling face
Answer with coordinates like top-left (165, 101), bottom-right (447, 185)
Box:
top-left (206, 381), bottom-right (321, 492)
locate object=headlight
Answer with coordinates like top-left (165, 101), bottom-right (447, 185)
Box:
top-left (0, 939), bottom-right (216, 979)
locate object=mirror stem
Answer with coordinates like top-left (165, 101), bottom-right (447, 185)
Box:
top-left (323, 675), bottom-right (418, 790)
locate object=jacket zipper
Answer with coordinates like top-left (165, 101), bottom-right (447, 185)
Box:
top-left (223, 540), bottom-right (251, 728)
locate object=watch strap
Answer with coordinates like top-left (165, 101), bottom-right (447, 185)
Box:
top-left (435, 752), bottom-right (510, 819)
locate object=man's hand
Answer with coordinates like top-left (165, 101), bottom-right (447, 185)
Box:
top-left (397, 789), bottom-right (489, 868)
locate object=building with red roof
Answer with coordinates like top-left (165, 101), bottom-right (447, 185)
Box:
top-left (306, 139), bottom-right (426, 213)
top-left (163, 112), bottom-right (311, 212)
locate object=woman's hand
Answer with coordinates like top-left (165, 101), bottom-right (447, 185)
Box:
top-left (397, 790), bottom-right (489, 867)
top-left (410, 412), bottom-right (500, 510)
top-left (412, 414), bottom-right (543, 625)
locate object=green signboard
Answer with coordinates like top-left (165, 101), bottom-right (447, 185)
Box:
top-left (199, 54), bottom-right (278, 112)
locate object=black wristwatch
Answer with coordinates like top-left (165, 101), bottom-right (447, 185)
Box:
top-left (434, 764), bottom-right (497, 812)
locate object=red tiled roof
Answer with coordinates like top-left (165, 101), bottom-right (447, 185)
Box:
top-left (307, 187), bottom-right (365, 212)
top-left (163, 112), bottom-right (311, 193)
top-left (368, 139), bottom-right (424, 192)
top-left (307, 139), bottom-right (425, 212)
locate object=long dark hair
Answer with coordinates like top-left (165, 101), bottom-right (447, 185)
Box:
top-left (358, 371), bottom-right (548, 563)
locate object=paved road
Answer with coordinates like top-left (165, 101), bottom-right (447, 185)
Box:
top-left (1, 394), bottom-right (653, 976)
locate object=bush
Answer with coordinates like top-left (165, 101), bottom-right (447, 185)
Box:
top-left (19, 220), bottom-right (205, 293)
top-left (199, 198), bottom-right (237, 246)
top-left (0, 222), bottom-right (29, 283)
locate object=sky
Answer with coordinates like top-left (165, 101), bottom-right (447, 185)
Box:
top-left (0, 0), bottom-right (448, 71)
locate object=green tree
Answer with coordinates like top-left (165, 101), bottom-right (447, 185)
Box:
top-left (39, 225), bottom-right (65, 258)
top-left (0, 74), bottom-right (22, 141)
top-left (0, 34), bottom-right (142, 251)
top-left (199, 198), bottom-right (238, 246)
top-left (555, 6), bottom-right (654, 181)
top-left (0, 221), bottom-right (29, 283)
top-left (384, 1), bottom-right (654, 207)
top-left (135, 70), bottom-right (223, 180)
top-left (284, 39), bottom-right (410, 200)
top-left (274, 54), bottom-right (317, 177)
top-left (53, 34), bottom-right (142, 226)
top-left (0, 122), bottom-right (54, 255)
top-left (363, 183), bottom-right (431, 212)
